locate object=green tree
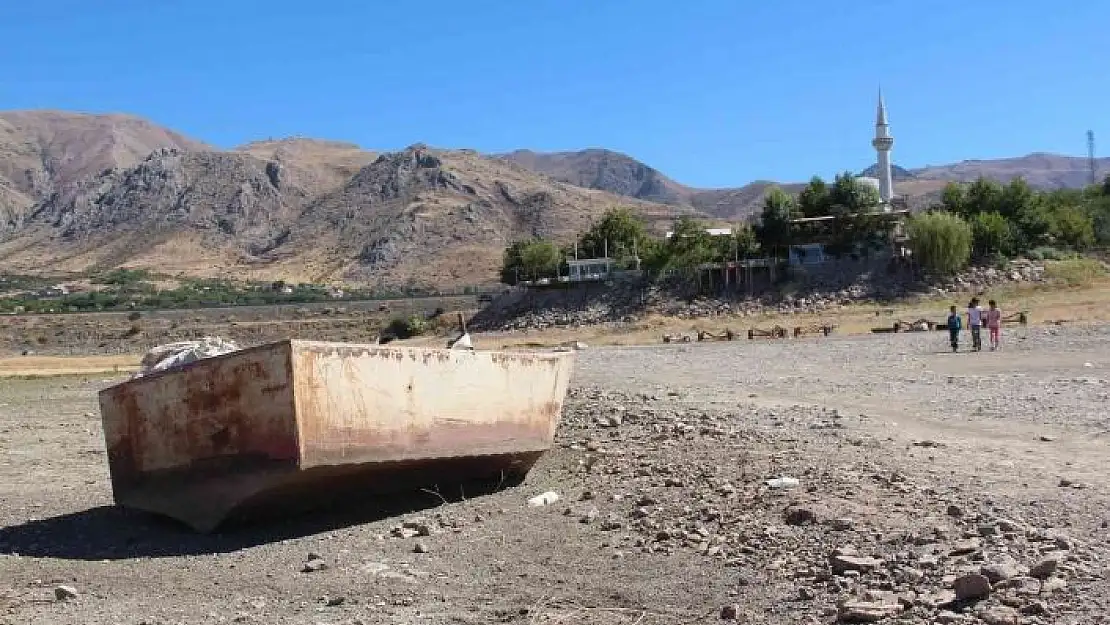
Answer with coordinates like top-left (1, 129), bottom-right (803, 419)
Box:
top-left (662, 216), bottom-right (718, 269)
top-left (906, 211), bottom-right (972, 276)
top-left (577, 207), bottom-right (651, 267)
top-left (963, 177), bottom-right (1003, 216)
top-left (1048, 205), bottom-right (1095, 251)
top-left (499, 238), bottom-right (563, 284)
top-left (826, 172), bottom-right (882, 216)
top-left (970, 211), bottom-right (1014, 259)
top-left (518, 239), bottom-right (563, 280)
top-left (797, 176), bottom-right (830, 218)
top-left (731, 223), bottom-right (760, 258)
top-left (755, 186), bottom-right (797, 257)
top-left (939, 182), bottom-right (966, 216)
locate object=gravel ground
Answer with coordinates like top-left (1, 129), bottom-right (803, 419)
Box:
top-left (1, 322), bottom-right (1108, 624)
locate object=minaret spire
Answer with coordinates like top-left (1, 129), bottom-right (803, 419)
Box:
top-left (870, 87), bottom-right (894, 206)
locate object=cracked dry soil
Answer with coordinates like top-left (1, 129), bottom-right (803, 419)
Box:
top-left (1, 322), bottom-right (1108, 624)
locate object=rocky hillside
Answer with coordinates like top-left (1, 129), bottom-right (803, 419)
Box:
top-left (0, 110), bottom-right (209, 231)
top-left (278, 147), bottom-right (693, 288)
top-left (499, 149), bottom-right (690, 205)
top-left (0, 137), bottom-right (694, 288)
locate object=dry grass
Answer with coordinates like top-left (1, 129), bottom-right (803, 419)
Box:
top-left (0, 354), bottom-right (140, 378)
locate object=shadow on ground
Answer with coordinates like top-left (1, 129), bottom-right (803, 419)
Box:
top-left (0, 475), bottom-right (519, 561)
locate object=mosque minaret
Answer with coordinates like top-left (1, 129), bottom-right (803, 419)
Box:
top-left (871, 89), bottom-right (895, 206)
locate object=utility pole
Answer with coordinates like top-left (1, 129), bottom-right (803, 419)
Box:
top-left (1088, 130), bottom-right (1097, 186)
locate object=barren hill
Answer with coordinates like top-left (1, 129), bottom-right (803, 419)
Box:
top-left (912, 152), bottom-right (1110, 188)
top-left (499, 149), bottom-right (691, 205)
top-left (0, 140), bottom-right (693, 288)
top-left (0, 110), bottom-right (209, 231)
top-left (234, 138), bottom-right (377, 197)
top-left (273, 146), bottom-right (695, 287)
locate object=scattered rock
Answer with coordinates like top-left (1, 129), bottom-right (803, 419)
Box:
top-left (413, 542), bottom-right (429, 554)
top-left (784, 506), bottom-right (818, 526)
top-left (302, 555), bottom-right (327, 573)
top-left (949, 538), bottom-right (982, 556)
top-left (978, 605), bottom-right (1020, 625)
top-left (1029, 556), bottom-right (1061, 580)
top-left (952, 573), bottom-right (992, 601)
top-left (720, 604), bottom-right (740, 620)
top-left (830, 553), bottom-right (883, 575)
top-left (838, 592), bottom-right (901, 623)
top-left (981, 560), bottom-right (1023, 584)
top-left (53, 585), bottom-right (78, 601)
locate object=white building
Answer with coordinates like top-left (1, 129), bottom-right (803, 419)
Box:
top-left (664, 227), bottom-right (733, 239)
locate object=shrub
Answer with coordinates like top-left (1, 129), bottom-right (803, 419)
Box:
top-left (382, 315), bottom-right (428, 340)
top-left (970, 211), bottom-right (1014, 258)
top-left (906, 212), bottom-right (972, 276)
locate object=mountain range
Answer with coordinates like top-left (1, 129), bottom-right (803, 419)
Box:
top-left (1, 110), bottom-right (1105, 290)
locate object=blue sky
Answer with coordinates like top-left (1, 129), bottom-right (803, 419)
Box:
top-left (2, 1), bottom-right (1107, 188)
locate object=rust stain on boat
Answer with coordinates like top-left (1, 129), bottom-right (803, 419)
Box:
top-left (97, 339), bottom-right (574, 532)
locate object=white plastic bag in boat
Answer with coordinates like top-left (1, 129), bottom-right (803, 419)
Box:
top-left (449, 332), bottom-right (473, 350)
top-left (134, 336), bottom-right (242, 378)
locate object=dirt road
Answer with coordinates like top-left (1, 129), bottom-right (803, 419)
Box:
top-left (1, 323), bottom-right (1107, 624)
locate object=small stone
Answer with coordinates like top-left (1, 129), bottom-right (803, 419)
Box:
top-left (413, 542), bottom-right (429, 554)
top-left (784, 506), bottom-right (818, 526)
top-left (798, 586), bottom-right (816, 600)
top-left (1028, 556), bottom-right (1060, 579)
top-left (302, 556), bottom-right (327, 573)
top-left (837, 598), bottom-right (901, 623)
top-left (981, 561), bottom-right (1022, 584)
top-left (897, 566), bottom-right (925, 583)
top-left (829, 517), bottom-right (854, 531)
top-left (1020, 600), bottom-right (1049, 616)
top-left (949, 538), bottom-right (982, 556)
top-left (997, 576), bottom-right (1041, 596)
top-left (720, 604), bottom-right (741, 620)
top-left (830, 554), bottom-right (883, 575)
top-left (952, 573), bottom-right (991, 601)
top-left (978, 606), bottom-right (1019, 625)
top-left (1040, 576), bottom-right (1067, 593)
top-left (946, 504), bottom-right (964, 518)
top-left (53, 585), bottom-right (78, 601)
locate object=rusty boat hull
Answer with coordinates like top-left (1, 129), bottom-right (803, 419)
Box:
top-left (97, 339), bottom-right (575, 532)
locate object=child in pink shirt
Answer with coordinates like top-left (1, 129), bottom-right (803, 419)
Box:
top-left (986, 299), bottom-right (1002, 351)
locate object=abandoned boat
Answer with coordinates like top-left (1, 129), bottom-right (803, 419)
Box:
top-left (97, 338), bottom-right (575, 532)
